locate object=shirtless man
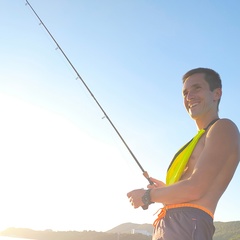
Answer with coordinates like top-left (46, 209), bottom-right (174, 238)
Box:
top-left (127, 68), bottom-right (240, 240)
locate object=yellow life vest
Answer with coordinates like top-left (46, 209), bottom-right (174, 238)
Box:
top-left (166, 129), bottom-right (205, 185)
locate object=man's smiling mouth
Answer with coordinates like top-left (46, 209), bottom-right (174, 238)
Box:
top-left (189, 103), bottom-right (198, 109)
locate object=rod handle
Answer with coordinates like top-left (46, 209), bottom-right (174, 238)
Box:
top-left (143, 171), bottom-right (154, 185)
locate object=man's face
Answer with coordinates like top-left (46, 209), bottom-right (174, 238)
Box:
top-left (182, 73), bottom-right (221, 119)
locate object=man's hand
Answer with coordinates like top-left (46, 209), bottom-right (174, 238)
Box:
top-left (127, 188), bottom-right (145, 209)
top-left (148, 177), bottom-right (166, 189)
top-left (127, 177), bottom-right (165, 208)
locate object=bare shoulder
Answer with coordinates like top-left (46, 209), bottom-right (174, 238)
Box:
top-left (208, 118), bottom-right (239, 136)
top-left (207, 118), bottom-right (240, 149)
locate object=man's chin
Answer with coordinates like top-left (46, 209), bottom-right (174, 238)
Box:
top-left (188, 111), bottom-right (198, 120)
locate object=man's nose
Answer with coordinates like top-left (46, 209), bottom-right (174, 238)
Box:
top-left (186, 91), bottom-right (195, 101)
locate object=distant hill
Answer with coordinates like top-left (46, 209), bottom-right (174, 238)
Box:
top-left (107, 222), bottom-right (153, 235)
top-left (213, 221), bottom-right (240, 240)
top-left (1, 221), bottom-right (240, 240)
top-left (0, 227), bottom-right (151, 240)
top-left (107, 221), bottom-right (240, 240)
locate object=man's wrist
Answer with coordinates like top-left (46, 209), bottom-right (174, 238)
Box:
top-left (142, 189), bottom-right (154, 206)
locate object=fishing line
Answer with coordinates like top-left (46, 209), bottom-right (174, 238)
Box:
top-left (24, 0), bottom-right (153, 208)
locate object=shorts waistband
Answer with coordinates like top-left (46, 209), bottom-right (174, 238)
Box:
top-left (153, 203), bottom-right (214, 228)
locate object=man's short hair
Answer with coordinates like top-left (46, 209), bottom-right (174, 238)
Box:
top-left (182, 67), bottom-right (222, 91)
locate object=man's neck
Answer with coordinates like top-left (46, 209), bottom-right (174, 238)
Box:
top-left (195, 115), bottom-right (219, 130)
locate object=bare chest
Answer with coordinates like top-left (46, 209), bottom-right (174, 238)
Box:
top-left (180, 135), bottom-right (206, 180)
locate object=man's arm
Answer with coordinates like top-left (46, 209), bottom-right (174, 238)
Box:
top-left (127, 119), bottom-right (240, 208)
top-left (150, 119), bottom-right (239, 204)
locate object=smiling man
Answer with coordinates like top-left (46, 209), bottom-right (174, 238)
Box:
top-left (127, 68), bottom-right (240, 240)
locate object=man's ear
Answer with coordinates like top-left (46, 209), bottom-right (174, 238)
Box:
top-left (214, 88), bottom-right (222, 101)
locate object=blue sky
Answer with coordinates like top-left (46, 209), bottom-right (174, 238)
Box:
top-left (0, 0), bottom-right (240, 232)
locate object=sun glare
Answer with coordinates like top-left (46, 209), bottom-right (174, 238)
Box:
top-left (0, 93), bottom-right (134, 231)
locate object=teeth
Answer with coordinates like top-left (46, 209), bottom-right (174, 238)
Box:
top-left (189, 103), bottom-right (198, 108)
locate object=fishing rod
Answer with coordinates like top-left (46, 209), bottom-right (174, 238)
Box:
top-left (24, 0), bottom-right (153, 208)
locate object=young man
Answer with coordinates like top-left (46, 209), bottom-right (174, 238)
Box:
top-left (127, 68), bottom-right (240, 240)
